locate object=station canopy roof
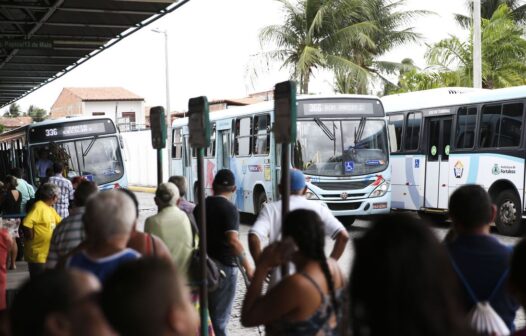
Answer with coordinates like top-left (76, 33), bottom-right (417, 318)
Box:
top-left (0, 0), bottom-right (188, 108)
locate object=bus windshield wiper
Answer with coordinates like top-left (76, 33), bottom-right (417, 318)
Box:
top-left (82, 136), bottom-right (98, 157)
top-left (353, 117), bottom-right (366, 145)
top-left (314, 118), bottom-right (335, 141)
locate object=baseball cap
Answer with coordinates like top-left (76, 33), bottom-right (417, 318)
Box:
top-left (290, 170), bottom-right (306, 192)
top-left (213, 169), bottom-right (235, 187)
top-left (155, 182), bottom-right (180, 203)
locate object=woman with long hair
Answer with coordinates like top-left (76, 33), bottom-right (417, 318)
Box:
top-left (349, 213), bottom-right (472, 336)
top-left (242, 209), bottom-right (344, 335)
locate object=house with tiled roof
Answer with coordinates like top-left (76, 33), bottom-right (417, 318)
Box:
top-left (50, 87), bottom-right (146, 128)
top-left (209, 90), bottom-right (273, 111)
top-left (0, 116), bottom-right (33, 131)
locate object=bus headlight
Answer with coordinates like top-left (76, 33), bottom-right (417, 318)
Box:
top-left (306, 190), bottom-right (319, 200)
top-left (370, 181), bottom-right (389, 198)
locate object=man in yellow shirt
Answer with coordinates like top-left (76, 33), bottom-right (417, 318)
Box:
top-left (23, 183), bottom-right (61, 278)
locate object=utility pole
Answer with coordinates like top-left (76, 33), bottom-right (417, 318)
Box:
top-left (152, 28), bottom-right (172, 178)
top-left (473, 0), bottom-right (482, 88)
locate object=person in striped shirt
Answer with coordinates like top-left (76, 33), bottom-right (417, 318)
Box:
top-left (48, 162), bottom-right (74, 218)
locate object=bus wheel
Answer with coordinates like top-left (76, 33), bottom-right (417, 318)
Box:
top-left (254, 191), bottom-right (267, 215)
top-left (495, 190), bottom-right (523, 236)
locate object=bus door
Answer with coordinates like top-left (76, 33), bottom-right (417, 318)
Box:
top-left (217, 129), bottom-right (231, 170)
top-left (424, 116), bottom-right (452, 209)
top-left (182, 134), bottom-right (194, 200)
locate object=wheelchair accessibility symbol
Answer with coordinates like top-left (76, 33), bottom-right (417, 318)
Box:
top-left (344, 161), bottom-right (354, 173)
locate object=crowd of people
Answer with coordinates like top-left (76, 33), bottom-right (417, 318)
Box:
top-left (0, 166), bottom-right (523, 336)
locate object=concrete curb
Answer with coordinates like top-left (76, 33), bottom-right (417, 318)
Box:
top-left (128, 185), bottom-right (156, 193)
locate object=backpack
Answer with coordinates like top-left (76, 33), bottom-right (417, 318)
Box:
top-left (450, 259), bottom-right (510, 336)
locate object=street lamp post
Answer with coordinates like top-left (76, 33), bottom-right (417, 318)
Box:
top-left (473, 0), bottom-right (482, 88)
top-left (152, 28), bottom-right (172, 178)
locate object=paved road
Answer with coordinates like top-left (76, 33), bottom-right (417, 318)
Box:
top-left (134, 192), bottom-right (525, 335)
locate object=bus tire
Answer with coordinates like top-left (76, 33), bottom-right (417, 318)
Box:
top-left (254, 191), bottom-right (267, 216)
top-left (495, 190), bottom-right (523, 236)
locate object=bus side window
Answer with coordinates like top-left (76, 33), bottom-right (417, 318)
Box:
top-left (479, 104), bottom-right (502, 148)
top-left (455, 107), bottom-right (477, 149)
top-left (253, 114), bottom-right (270, 155)
top-left (235, 117), bottom-right (252, 156)
top-left (388, 115), bottom-right (404, 153)
top-left (404, 112), bottom-right (421, 151)
top-left (172, 128), bottom-right (183, 159)
top-left (501, 103), bottom-right (523, 147)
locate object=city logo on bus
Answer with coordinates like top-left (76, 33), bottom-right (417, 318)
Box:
top-left (340, 192), bottom-right (348, 200)
top-left (454, 161), bottom-right (464, 179)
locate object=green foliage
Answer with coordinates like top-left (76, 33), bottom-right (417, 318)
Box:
top-left (27, 105), bottom-right (47, 122)
top-left (455, 0), bottom-right (526, 28)
top-left (4, 103), bottom-right (21, 118)
top-left (257, 0), bottom-right (425, 94)
top-left (426, 4), bottom-right (526, 89)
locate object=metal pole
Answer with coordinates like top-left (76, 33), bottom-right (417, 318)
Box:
top-left (473, 0), bottom-right (482, 88)
top-left (163, 30), bottom-right (172, 176)
top-left (157, 149), bottom-right (163, 186)
top-left (280, 143), bottom-right (290, 276)
top-left (197, 147), bottom-right (209, 336)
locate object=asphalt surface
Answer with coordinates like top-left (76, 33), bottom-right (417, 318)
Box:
top-left (133, 192), bottom-right (525, 335)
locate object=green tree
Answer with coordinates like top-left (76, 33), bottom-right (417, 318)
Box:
top-left (259, 0), bottom-right (378, 94)
top-left (426, 4), bottom-right (526, 89)
top-left (337, 0), bottom-right (426, 94)
top-left (455, 0), bottom-right (526, 27)
top-left (27, 105), bottom-right (47, 122)
top-left (3, 103), bottom-right (21, 118)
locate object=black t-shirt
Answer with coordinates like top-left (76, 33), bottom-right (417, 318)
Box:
top-left (194, 196), bottom-right (239, 266)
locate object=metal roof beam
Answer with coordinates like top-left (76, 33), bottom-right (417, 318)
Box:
top-left (0, 4), bottom-right (158, 15)
top-left (0, 20), bottom-right (131, 29)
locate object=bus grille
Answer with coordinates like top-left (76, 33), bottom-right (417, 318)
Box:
top-left (327, 202), bottom-right (362, 211)
top-left (311, 181), bottom-right (372, 191)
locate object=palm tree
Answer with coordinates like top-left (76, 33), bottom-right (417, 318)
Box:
top-left (332, 0), bottom-right (427, 93)
top-left (455, 0), bottom-right (526, 27)
top-left (427, 4), bottom-right (526, 89)
top-left (258, 0), bottom-right (377, 94)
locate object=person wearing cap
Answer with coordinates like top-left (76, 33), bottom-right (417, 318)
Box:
top-left (248, 169), bottom-right (349, 288)
top-left (193, 169), bottom-right (254, 336)
top-left (144, 182), bottom-right (193, 274)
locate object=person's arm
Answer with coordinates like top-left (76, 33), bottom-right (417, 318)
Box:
top-left (248, 204), bottom-right (272, 263)
top-left (241, 243), bottom-right (301, 327)
top-left (319, 205), bottom-right (349, 260)
top-left (144, 217), bottom-right (152, 234)
top-left (27, 182), bottom-right (35, 199)
top-left (22, 209), bottom-right (36, 240)
top-left (248, 233), bottom-right (262, 263)
top-left (329, 229), bottom-right (349, 260)
top-left (226, 231), bottom-right (254, 279)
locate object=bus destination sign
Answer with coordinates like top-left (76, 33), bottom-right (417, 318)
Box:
top-left (29, 119), bottom-right (115, 143)
top-left (298, 98), bottom-right (384, 117)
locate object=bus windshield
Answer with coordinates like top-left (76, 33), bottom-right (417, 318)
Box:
top-left (32, 136), bottom-right (124, 186)
top-left (294, 119), bottom-right (388, 176)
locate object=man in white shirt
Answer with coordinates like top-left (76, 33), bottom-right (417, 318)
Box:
top-left (248, 169), bottom-right (349, 287)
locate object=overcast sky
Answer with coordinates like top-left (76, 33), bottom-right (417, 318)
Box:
top-left (4, 0), bottom-right (469, 114)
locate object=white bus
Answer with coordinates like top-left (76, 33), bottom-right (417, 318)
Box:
top-left (0, 117), bottom-right (128, 190)
top-left (382, 86), bottom-right (526, 235)
top-left (170, 95), bottom-right (391, 223)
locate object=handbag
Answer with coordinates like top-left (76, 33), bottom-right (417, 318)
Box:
top-left (187, 215), bottom-right (222, 292)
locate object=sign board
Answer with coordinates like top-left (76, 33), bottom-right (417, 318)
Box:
top-left (1, 39), bottom-right (54, 49)
top-left (273, 80), bottom-right (297, 144)
top-left (150, 106), bottom-right (167, 149)
top-left (188, 96), bottom-right (210, 148)
top-left (29, 119), bottom-right (115, 143)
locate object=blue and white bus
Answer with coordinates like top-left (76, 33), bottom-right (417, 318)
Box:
top-left (170, 95), bottom-right (391, 224)
top-left (0, 117), bottom-right (127, 190)
top-left (382, 86), bottom-right (526, 235)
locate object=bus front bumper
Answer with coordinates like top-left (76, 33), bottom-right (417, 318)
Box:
top-left (320, 192), bottom-right (391, 217)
